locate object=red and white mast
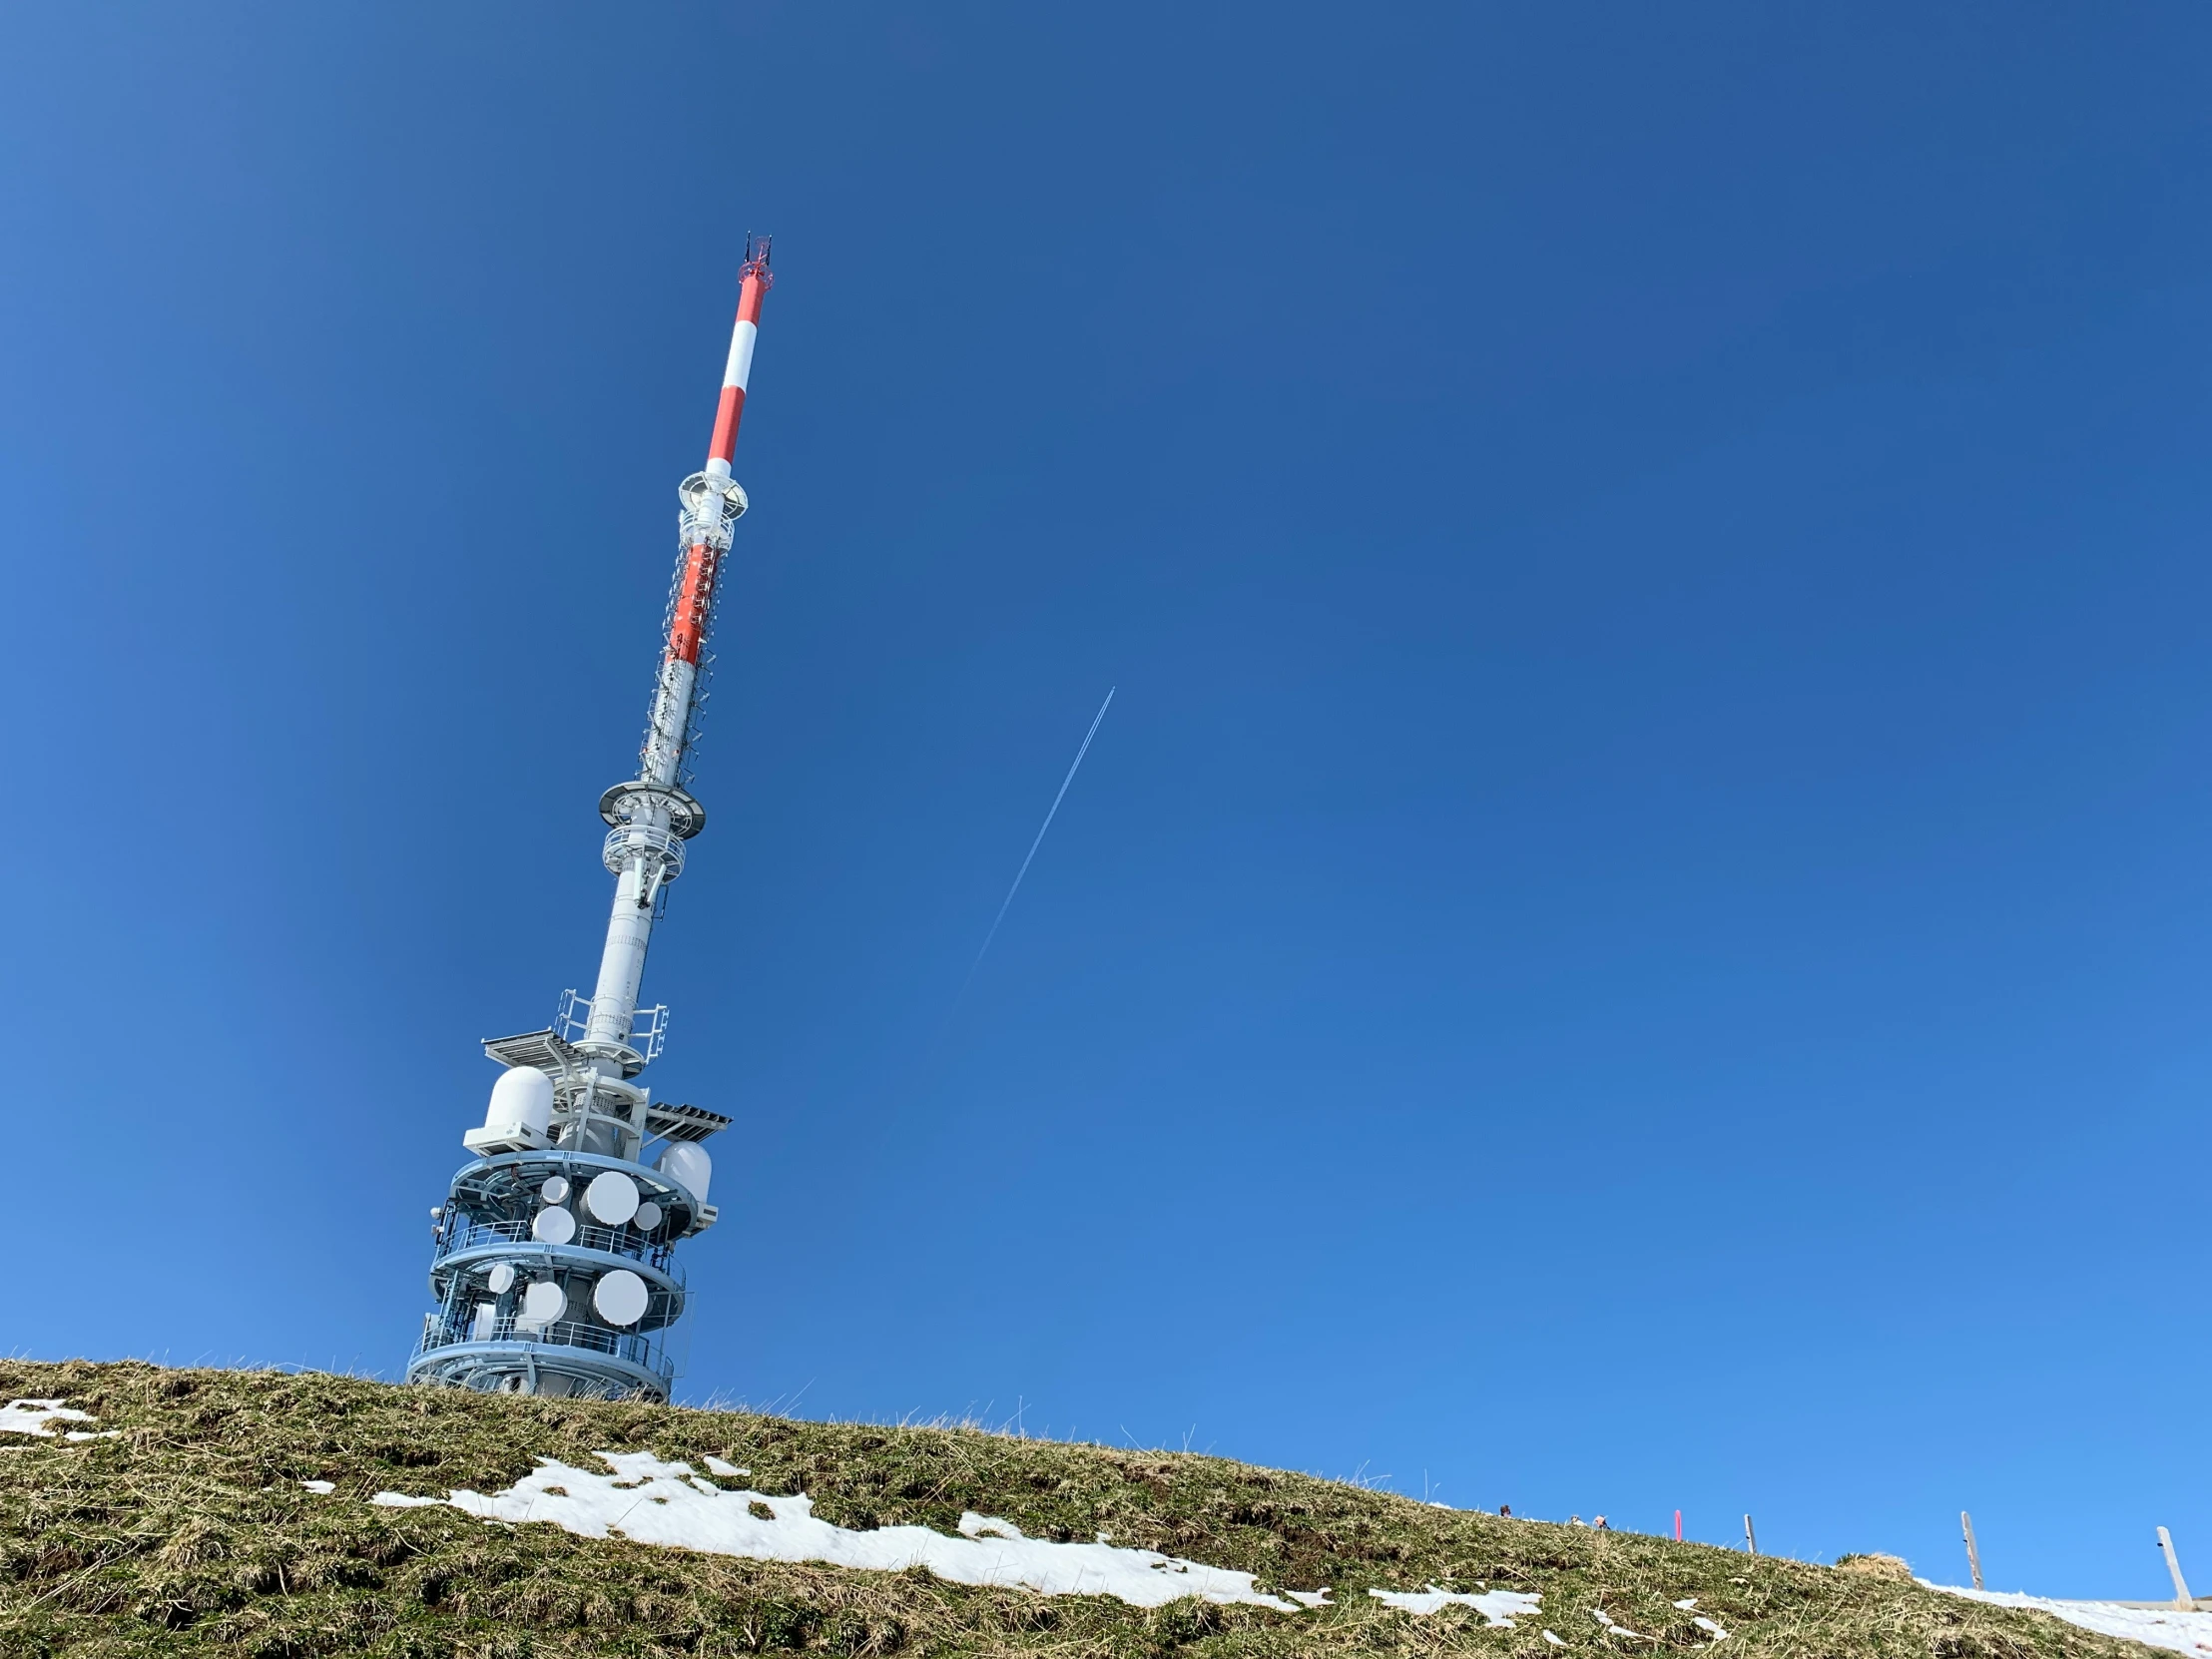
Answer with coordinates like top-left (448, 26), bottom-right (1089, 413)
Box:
top-left (584, 236), bottom-right (774, 1062)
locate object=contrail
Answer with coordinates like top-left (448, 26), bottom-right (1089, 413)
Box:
top-left (949, 686), bottom-right (1116, 1011)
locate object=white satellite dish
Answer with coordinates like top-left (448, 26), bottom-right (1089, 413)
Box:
top-left (520, 1280), bottom-right (566, 1324)
top-left (592, 1269), bottom-right (649, 1327)
top-left (531, 1206), bottom-right (576, 1245)
top-left (486, 1263), bottom-right (515, 1294)
top-left (632, 1202), bottom-right (662, 1233)
top-left (584, 1170), bottom-right (640, 1226)
top-left (540, 1176), bottom-right (570, 1204)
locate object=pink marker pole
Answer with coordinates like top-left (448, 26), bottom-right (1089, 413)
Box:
top-left (1675, 1510), bottom-right (1684, 1542)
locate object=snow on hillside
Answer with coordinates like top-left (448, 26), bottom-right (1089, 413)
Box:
top-left (0, 1398), bottom-right (114, 1440)
top-left (359, 1446), bottom-right (1552, 1625)
top-left (1936, 1586), bottom-right (2212, 1657)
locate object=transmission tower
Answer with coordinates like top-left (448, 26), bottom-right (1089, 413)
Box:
top-left (406, 239), bottom-right (775, 1400)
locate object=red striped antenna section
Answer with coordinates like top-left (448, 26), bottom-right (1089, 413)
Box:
top-left (670, 238), bottom-right (773, 667)
top-left (707, 234), bottom-right (773, 472)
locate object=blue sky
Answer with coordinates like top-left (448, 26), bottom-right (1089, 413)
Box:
top-left (4, 0), bottom-right (2208, 1599)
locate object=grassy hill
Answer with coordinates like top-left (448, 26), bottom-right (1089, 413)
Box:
top-left (0, 1360), bottom-right (2151, 1659)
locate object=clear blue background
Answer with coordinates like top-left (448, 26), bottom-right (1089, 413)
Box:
top-left (3, 0), bottom-right (2205, 1600)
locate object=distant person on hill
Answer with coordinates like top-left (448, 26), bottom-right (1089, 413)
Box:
top-left (1499, 1504), bottom-right (1511, 1517)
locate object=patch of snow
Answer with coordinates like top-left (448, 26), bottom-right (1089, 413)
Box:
top-left (1593, 1607), bottom-right (1652, 1640)
top-left (1370, 1586), bottom-right (1541, 1626)
top-left (704, 1456), bottom-right (748, 1477)
top-left (370, 1450), bottom-right (1319, 1611)
top-left (300, 1480), bottom-right (335, 1494)
top-left (0, 1398), bottom-right (116, 1440)
top-left (1934, 1585), bottom-right (2212, 1657)
top-left (1695, 1615), bottom-right (1729, 1639)
top-left (1542, 1629), bottom-right (1566, 1646)
top-left (1286, 1589), bottom-right (1333, 1609)
top-left (1674, 1598), bottom-right (1698, 1609)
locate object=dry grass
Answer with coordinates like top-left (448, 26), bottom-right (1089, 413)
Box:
top-left (0, 1360), bottom-right (2155, 1659)
top-left (1836, 1556), bottom-right (1918, 1584)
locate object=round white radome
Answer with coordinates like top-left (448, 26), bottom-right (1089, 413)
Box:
top-left (520, 1280), bottom-right (566, 1324)
top-left (486, 1263), bottom-right (515, 1294)
top-left (592, 1269), bottom-right (650, 1327)
top-left (585, 1170), bottom-right (640, 1226)
top-left (632, 1201), bottom-right (662, 1233)
top-left (484, 1068), bottom-right (553, 1137)
top-left (531, 1206), bottom-right (576, 1246)
top-left (657, 1141), bottom-right (711, 1203)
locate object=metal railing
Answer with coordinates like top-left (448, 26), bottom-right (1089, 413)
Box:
top-left (602, 822), bottom-right (686, 880)
top-left (414, 1311), bottom-right (675, 1386)
top-left (434, 1215), bottom-right (679, 1277)
top-left (555, 989), bottom-right (668, 1063)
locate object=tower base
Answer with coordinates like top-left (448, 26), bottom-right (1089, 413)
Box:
top-left (406, 1330), bottom-right (670, 1401)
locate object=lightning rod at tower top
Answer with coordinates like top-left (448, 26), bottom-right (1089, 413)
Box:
top-left (406, 237), bottom-right (776, 1400)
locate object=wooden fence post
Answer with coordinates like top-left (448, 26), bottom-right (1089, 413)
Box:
top-left (1962, 1511), bottom-right (1984, 1592)
top-left (2158, 1527), bottom-right (2194, 1610)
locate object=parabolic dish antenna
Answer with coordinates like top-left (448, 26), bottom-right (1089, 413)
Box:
top-left (540, 1176), bottom-right (570, 1204)
top-left (532, 1205), bottom-right (577, 1245)
top-left (585, 1170), bottom-right (640, 1226)
top-left (593, 1269), bottom-right (649, 1327)
top-left (520, 1280), bottom-right (566, 1324)
top-left (487, 1263), bottom-right (516, 1294)
top-left (632, 1201), bottom-right (662, 1233)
